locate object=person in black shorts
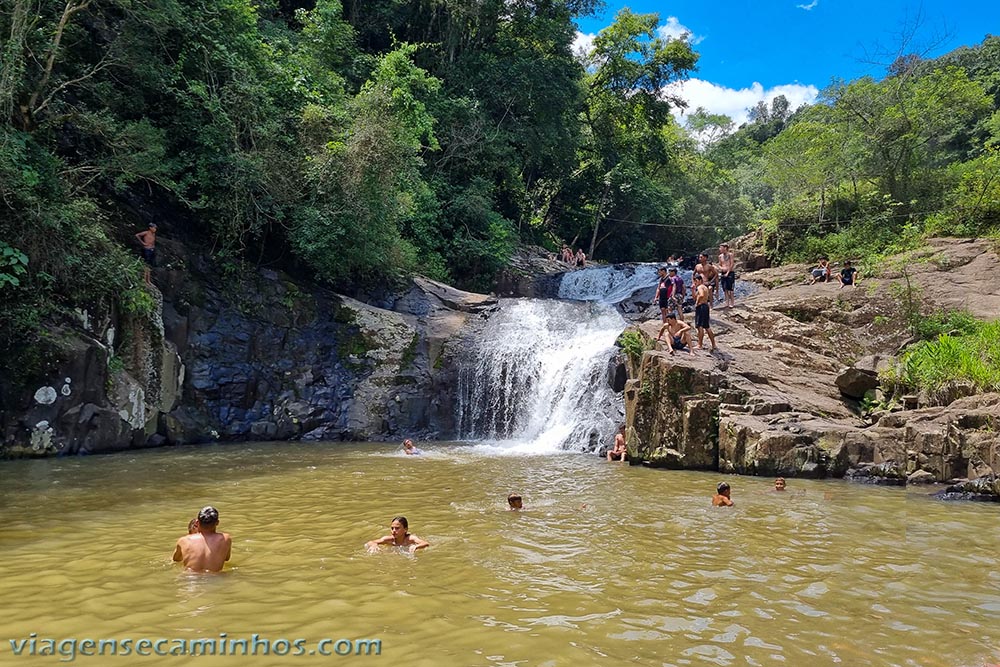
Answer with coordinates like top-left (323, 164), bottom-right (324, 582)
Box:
top-left (839, 260), bottom-right (859, 288)
top-left (655, 266), bottom-right (672, 323)
top-left (692, 274), bottom-right (717, 352)
top-left (656, 312), bottom-right (694, 356)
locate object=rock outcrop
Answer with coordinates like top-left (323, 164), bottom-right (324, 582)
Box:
top-left (0, 241), bottom-right (495, 457)
top-left (624, 238), bottom-right (1000, 483)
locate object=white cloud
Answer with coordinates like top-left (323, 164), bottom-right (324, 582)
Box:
top-left (572, 31), bottom-right (596, 61)
top-left (796, 0), bottom-right (818, 10)
top-left (657, 16), bottom-right (704, 45)
top-left (668, 79), bottom-right (820, 127)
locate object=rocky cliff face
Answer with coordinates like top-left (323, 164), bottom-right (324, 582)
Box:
top-left (0, 238), bottom-right (495, 457)
top-left (624, 238), bottom-right (1000, 484)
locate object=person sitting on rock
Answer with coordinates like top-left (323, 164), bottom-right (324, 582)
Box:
top-left (575, 249), bottom-right (586, 267)
top-left (809, 258), bottom-right (831, 284)
top-left (838, 260), bottom-right (859, 288)
top-left (656, 312), bottom-right (695, 356)
top-left (712, 482), bottom-right (734, 507)
top-left (607, 425), bottom-right (627, 462)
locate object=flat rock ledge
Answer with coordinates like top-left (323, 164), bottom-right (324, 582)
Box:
top-left (623, 238), bottom-right (1000, 485)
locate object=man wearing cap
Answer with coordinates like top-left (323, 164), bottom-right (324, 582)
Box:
top-left (172, 505), bottom-right (232, 572)
top-left (134, 222), bottom-right (157, 285)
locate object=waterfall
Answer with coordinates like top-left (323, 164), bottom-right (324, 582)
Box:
top-left (456, 299), bottom-right (625, 454)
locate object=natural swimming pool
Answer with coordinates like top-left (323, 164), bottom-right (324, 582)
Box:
top-left (1, 442), bottom-right (998, 666)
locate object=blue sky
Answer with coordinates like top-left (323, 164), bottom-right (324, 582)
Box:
top-left (575, 1), bottom-right (1000, 125)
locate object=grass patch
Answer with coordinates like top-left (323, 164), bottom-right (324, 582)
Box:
top-left (883, 319), bottom-right (1000, 393)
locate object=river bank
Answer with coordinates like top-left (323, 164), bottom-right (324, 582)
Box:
top-left (620, 238), bottom-right (1000, 492)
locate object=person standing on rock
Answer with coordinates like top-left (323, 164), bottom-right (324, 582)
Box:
top-left (667, 268), bottom-right (686, 321)
top-left (696, 254), bottom-right (719, 302)
top-left (718, 244), bottom-right (736, 309)
top-left (134, 222), bottom-right (157, 285)
top-left (655, 267), bottom-right (672, 323)
top-left (172, 505), bottom-right (232, 572)
top-left (692, 275), bottom-right (717, 352)
top-left (656, 313), bottom-right (695, 356)
top-left (712, 482), bottom-right (734, 507)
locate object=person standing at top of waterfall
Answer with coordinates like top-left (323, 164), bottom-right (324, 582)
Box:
top-left (135, 222), bottom-right (157, 286)
top-left (692, 275), bottom-right (717, 352)
top-left (696, 254), bottom-right (719, 302)
top-left (718, 243), bottom-right (736, 309)
top-left (667, 268), bottom-right (686, 321)
top-left (655, 267), bottom-right (672, 323)
top-left (575, 249), bottom-right (586, 267)
top-left (607, 425), bottom-right (627, 462)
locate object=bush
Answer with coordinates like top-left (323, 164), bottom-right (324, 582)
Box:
top-left (884, 319), bottom-right (1000, 393)
top-left (618, 328), bottom-right (649, 364)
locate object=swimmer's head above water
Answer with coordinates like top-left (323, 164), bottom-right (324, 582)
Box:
top-left (507, 493), bottom-right (523, 510)
top-left (197, 506), bottom-right (219, 526)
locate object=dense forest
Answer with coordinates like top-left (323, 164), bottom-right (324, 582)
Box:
top-left (1, 0), bottom-right (999, 380)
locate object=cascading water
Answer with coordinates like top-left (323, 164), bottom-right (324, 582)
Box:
top-left (456, 262), bottom-right (753, 454)
top-left (456, 299), bottom-right (625, 454)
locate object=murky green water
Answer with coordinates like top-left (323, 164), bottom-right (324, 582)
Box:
top-left (1, 442), bottom-right (999, 667)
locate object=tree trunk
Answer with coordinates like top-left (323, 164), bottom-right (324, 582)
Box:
top-left (588, 183), bottom-right (611, 259)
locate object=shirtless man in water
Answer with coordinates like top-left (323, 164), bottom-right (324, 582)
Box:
top-left (366, 516), bottom-right (429, 553)
top-left (607, 425), bottom-right (627, 462)
top-left (172, 506), bottom-right (232, 572)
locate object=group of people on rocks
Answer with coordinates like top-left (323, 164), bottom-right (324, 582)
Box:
top-left (652, 243), bottom-right (738, 355)
top-left (560, 246), bottom-right (587, 267)
top-left (808, 257), bottom-right (860, 288)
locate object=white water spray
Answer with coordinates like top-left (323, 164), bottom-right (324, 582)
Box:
top-left (456, 299), bottom-right (625, 454)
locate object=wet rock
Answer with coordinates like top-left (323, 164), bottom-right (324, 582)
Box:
top-left (846, 461), bottom-right (907, 485)
top-left (934, 475), bottom-right (1000, 502)
top-left (906, 469), bottom-right (936, 485)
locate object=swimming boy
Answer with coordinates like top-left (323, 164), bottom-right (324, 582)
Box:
top-left (172, 506), bottom-right (232, 572)
top-left (507, 493), bottom-right (523, 510)
top-left (712, 482), bottom-right (734, 507)
top-left (402, 439), bottom-right (422, 455)
top-left (366, 516), bottom-right (430, 553)
top-left (773, 477), bottom-right (786, 492)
